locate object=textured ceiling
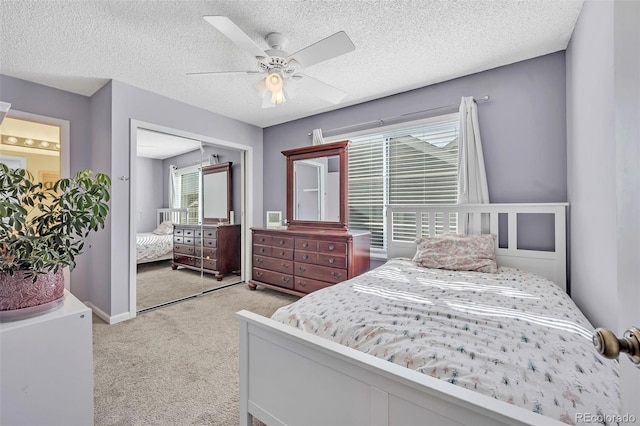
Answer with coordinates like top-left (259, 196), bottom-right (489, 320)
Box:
top-left (0, 0), bottom-right (583, 128)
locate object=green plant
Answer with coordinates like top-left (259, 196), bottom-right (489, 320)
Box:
top-left (0, 164), bottom-right (111, 281)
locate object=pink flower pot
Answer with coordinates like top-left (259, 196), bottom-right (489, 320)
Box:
top-left (0, 270), bottom-right (65, 311)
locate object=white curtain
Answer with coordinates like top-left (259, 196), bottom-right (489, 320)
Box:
top-left (312, 128), bottom-right (325, 145)
top-left (457, 96), bottom-right (490, 233)
top-left (169, 165), bottom-right (179, 209)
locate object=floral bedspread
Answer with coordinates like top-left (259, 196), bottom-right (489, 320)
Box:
top-left (271, 259), bottom-right (621, 425)
top-left (136, 233), bottom-right (173, 263)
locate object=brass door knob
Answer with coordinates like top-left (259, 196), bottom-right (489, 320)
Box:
top-left (593, 327), bottom-right (640, 367)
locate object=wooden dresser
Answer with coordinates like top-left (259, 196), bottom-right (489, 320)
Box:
top-left (249, 228), bottom-right (370, 296)
top-left (172, 224), bottom-right (241, 280)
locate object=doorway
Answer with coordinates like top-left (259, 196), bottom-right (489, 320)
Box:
top-left (129, 120), bottom-right (253, 316)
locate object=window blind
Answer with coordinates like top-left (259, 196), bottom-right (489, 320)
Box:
top-left (179, 171), bottom-right (199, 224)
top-left (347, 114), bottom-right (459, 249)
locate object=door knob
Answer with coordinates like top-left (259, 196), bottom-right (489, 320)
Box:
top-left (593, 327), bottom-right (640, 367)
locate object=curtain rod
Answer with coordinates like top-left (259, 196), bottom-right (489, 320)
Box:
top-left (307, 95), bottom-right (490, 137)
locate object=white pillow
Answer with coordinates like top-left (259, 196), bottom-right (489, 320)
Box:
top-left (411, 233), bottom-right (498, 273)
top-left (153, 220), bottom-right (174, 235)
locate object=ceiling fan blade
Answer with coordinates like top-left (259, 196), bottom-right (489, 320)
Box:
top-left (287, 31), bottom-right (355, 68)
top-left (283, 76), bottom-right (302, 100)
top-left (203, 16), bottom-right (267, 59)
top-left (186, 70), bottom-right (262, 76)
top-left (297, 74), bottom-right (347, 104)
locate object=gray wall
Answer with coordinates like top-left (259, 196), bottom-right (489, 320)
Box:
top-left (567, 0), bottom-right (639, 415)
top-left (263, 52), bottom-right (568, 216)
top-left (136, 156), bottom-right (164, 233)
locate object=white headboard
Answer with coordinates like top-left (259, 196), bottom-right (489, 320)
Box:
top-left (385, 203), bottom-right (568, 291)
top-left (156, 208), bottom-right (188, 227)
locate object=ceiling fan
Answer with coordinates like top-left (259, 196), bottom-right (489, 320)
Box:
top-left (188, 16), bottom-right (356, 108)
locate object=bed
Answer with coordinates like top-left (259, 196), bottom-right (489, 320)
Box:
top-left (237, 203), bottom-right (621, 426)
top-left (136, 208), bottom-right (187, 264)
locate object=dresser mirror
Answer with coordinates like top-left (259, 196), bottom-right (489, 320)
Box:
top-left (202, 162), bottom-right (232, 223)
top-left (283, 140), bottom-right (349, 230)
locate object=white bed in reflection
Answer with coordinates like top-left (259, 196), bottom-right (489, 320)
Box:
top-left (136, 208), bottom-right (187, 264)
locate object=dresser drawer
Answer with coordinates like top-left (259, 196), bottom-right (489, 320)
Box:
top-left (295, 263), bottom-right (347, 284)
top-left (271, 247), bottom-right (294, 261)
top-left (254, 245), bottom-right (272, 257)
top-left (202, 258), bottom-right (218, 271)
top-left (253, 234), bottom-right (272, 246)
top-left (195, 247), bottom-right (217, 259)
top-left (318, 241), bottom-right (347, 255)
top-left (202, 238), bottom-right (217, 248)
top-left (295, 239), bottom-right (318, 251)
top-left (317, 253), bottom-right (347, 269)
top-left (182, 228), bottom-right (195, 237)
top-left (253, 255), bottom-right (293, 275)
top-left (174, 254), bottom-right (195, 266)
top-left (174, 235), bottom-right (195, 245)
top-left (295, 250), bottom-right (318, 264)
top-left (202, 228), bottom-right (217, 238)
top-left (174, 244), bottom-right (195, 256)
top-left (294, 276), bottom-right (333, 294)
top-left (174, 228), bottom-right (185, 236)
top-left (253, 267), bottom-right (294, 289)
top-left (271, 236), bottom-right (294, 249)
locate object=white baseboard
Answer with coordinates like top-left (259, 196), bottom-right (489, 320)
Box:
top-left (84, 301), bottom-right (131, 324)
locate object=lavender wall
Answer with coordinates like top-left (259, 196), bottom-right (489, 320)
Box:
top-left (263, 53), bottom-right (567, 214)
top-left (136, 156), bottom-right (164, 233)
top-left (108, 80), bottom-right (263, 316)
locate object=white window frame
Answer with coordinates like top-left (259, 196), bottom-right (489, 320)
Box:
top-left (173, 161), bottom-right (210, 224)
top-left (327, 112), bottom-right (460, 260)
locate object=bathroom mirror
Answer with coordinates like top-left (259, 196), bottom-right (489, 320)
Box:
top-left (202, 162), bottom-right (232, 223)
top-left (283, 140), bottom-right (349, 231)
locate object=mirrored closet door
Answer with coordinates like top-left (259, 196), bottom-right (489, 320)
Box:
top-left (134, 129), bottom-right (244, 313)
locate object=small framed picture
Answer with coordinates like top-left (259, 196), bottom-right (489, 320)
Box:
top-left (266, 211), bottom-right (282, 228)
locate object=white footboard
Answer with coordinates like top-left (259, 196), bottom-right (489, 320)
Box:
top-left (237, 310), bottom-right (564, 426)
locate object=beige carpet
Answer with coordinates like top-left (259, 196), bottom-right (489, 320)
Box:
top-left (136, 260), bottom-right (243, 311)
top-left (93, 284), bottom-right (298, 426)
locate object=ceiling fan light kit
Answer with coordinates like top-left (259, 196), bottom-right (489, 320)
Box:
top-left (191, 15), bottom-right (355, 108)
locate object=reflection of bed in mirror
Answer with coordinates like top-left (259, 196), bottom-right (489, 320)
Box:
top-left (136, 208), bottom-right (187, 264)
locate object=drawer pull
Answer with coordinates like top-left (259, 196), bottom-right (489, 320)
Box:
top-left (260, 248), bottom-right (266, 253)
top-left (279, 239), bottom-right (285, 245)
top-left (279, 251), bottom-right (285, 256)
top-left (328, 244), bottom-right (335, 251)
top-left (331, 272), bottom-right (342, 279)
top-left (282, 263), bottom-right (289, 269)
top-left (328, 257), bottom-right (335, 264)
top-left (256, 271), bottom-right (263, 277)
top-left (302, 242), bottom-right (308, 248)
top-left (282, 277), bottom-right (290, 283)
top-left (298, 281), bottom-right (307, 287)
top-left (256, 258), bottom-right (263, 263)
top-left (298, 266), bottom-right (306, 272)
top-left (302, 254), bottom-right (308, 260)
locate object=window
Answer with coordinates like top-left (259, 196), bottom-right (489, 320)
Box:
top-left (173, 163), bottom-right (209, 225)
top-left (346, 113), bottom-right (460, 255)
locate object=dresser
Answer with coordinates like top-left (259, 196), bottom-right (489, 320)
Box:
top-left (249, 228), bottom-right (370, 296)
top-left (172, 224), bottom-right (241, 280)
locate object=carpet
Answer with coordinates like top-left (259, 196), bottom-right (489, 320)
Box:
top-left (93, 284), bottom-right (298, 425)
top-left (136, 260), bottom-right (243, 311)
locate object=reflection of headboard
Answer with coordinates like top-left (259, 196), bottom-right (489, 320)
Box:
top-left (156, 208), bottom-right (188, 227)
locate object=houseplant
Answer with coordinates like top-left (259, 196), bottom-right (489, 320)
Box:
top-left (0, 164), bottom-right (111, 312)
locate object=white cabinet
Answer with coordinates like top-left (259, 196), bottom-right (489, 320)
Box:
top-left (0, 291), bottom-right (93, 426)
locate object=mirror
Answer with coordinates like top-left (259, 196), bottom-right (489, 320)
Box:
top-left (202, 162), bottom-right (232, 223)
top-left (283, 140), bottom-right (349, 231)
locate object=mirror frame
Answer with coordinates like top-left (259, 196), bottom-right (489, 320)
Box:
top-left (283, 140), bottom-right (349, 231)
top-left (202, 162), bottom-right (232, 224)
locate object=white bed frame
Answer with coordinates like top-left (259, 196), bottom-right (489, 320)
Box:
top-left (136, 208), bottom-right (188, 264)
top-left (238, 203), bottom-right (568, 426)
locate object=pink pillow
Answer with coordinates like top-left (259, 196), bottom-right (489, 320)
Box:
top-left (412, 234), bottom-right (498, 273)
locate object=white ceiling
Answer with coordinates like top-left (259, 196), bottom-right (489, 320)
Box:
top-left (0, 0), bottom-right (584, 129)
